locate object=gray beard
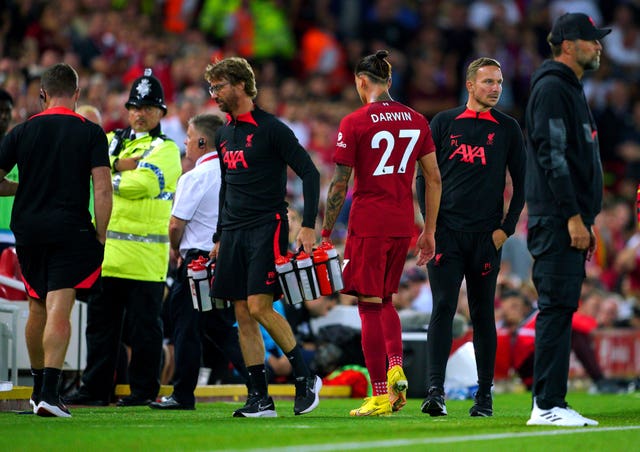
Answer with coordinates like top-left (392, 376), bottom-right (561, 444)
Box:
top-left (581, 55), bottom-right (601, 72)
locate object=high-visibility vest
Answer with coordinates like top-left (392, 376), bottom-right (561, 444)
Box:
top-left (103, 132), bottom-right (181, 282)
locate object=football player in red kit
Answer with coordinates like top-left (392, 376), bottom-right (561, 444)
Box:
top-left (322, 50), bottom-right (441, 416)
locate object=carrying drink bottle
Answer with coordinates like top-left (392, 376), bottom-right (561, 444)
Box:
top-left (296, 251), bottom-right (320, 301)
top-left (275, 254), bottom-right (304, 304)
top-left (189, 261), bottom-right (212, 311)
top-left (312, 247), bottom-right (333, 296)
top-left (321, 241), bottom-right (344, 291)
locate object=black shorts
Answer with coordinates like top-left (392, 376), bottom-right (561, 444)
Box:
top-left (16, 231), bottom-right (104, 300)
top-left (212, 220), bottom-right (289, 301)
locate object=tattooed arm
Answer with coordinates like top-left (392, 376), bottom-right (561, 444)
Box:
top-left (322, 164), bottom-right (352, 239)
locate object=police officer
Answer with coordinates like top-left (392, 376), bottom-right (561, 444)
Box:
top-left (66, 69), bottom-right (182, 407)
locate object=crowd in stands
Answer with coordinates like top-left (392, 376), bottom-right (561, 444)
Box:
top-left (2, 0), bottom-right (640, 394)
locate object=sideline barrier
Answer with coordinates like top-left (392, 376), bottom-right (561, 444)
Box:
top-left (570, 328), bottom-right (640, 378)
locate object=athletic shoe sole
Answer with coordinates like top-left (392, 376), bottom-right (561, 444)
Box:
top-left (36, 401), bottom-right (72, 418)
top-left (389, 378), bottom-right (408, 412)
top-left (233, 409), bottom-right (278, 418)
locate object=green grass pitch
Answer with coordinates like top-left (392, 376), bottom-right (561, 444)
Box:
top-left (1, 392), bottom-right (639, 451)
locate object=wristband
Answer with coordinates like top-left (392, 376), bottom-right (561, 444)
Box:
top-left (212, 232), bottom-right (220, 243)
top-left (321, 229), bottom-right (332, 239)
top-left (112, 158), bottom-right (120, 171)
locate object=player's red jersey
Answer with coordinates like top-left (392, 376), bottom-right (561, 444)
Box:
top-left (334, 100), bottom-right (435, 237)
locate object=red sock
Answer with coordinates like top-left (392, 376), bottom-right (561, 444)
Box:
top-left (381, 295), bottom-right (403, 368)
top-left (358, 301), bottom-right (387, 396)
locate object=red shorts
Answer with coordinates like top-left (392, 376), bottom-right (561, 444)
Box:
top-left (341, 236), bottom-right (411, 298)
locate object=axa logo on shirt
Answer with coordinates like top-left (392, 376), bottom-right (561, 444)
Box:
top-left (223, 150), bottom-right (248, 170)
top-left (449, 143), bottom-right (487, 165)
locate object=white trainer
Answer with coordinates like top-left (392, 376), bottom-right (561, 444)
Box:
top-left (527, 400), bottom-right (597, 427)
top-left (565, 406), bottom-right (599, 426)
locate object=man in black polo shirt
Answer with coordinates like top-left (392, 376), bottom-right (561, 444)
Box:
top-left (0, 63), bottom-right (112, 418)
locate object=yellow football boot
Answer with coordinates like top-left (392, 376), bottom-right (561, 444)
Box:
top-left (349, 394), bottom-right (392, 416)
top-left (387, 365), bottom-right (408, 412)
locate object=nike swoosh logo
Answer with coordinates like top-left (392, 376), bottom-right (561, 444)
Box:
top-left (450, 134), bottom-right (462, 139)
top-left (258, 404), bottom-right (272, 410)
top-left (481, 270), bottom-right (492, 276)
top-left (266, 280), bottom-right (276, 285)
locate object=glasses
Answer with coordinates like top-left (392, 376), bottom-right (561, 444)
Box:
top-left (208, 82), bottom-right (229, 96)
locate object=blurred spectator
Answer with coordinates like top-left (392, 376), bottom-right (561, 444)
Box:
top-left (279, 98), bottom-right (311, 149)
top-left (76, 104), bottom-right (102, 125)
top-left (468, 0), bottom-right (522, 32)
top-left (589, 196), bottom-right (634, 290)
top-left (496, 289), bottom-right (631, 393)
top-left (498, 206), bottom-right (532, 286)
top-left (593, 78), bottom-right (633, 186)
top-left (616, 99), bottom-right (640, 181)
top-left (298, 16), bottom-right (350, 97)
top-left (198, 0), bottom-right (295, 64)
top-left (161, 87), bottom-right (207, 157)
top-left (260, 296), bottom-right (336, 383)
top-left (401, 266), bottom-right (433, 314)
top-left (596, 294), bottom-right (623, 328)
top-left (283, 294), bottom-right (337, 370)
top-left (361, 0), bottom-right (419, 51)
top-left (604, 3), bottom-right (640, 77)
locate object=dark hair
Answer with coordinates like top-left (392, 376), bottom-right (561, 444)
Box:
top-left (0, 88), bottom-right (13, 106)
top-left (204, 57), bottom-right (257, 99)
top-left (189, 113), bottom-right (224, 145)
top-left (41, 63), bottom-right (78, 98)
top-left (355, 50), bottom-right (392, 84)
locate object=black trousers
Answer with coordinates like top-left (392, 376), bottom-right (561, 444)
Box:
top-left (426, 226), bottom-right (501, 391)
top-left (169, 250), bottom-right (249, 405)
top-left (528, 216), bottom-right (585, 409)
top-left (82, 277), bottom-right (164, 401)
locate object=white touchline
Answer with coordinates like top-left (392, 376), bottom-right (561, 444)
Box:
top-left (230, 425), bottom-right (640, 452)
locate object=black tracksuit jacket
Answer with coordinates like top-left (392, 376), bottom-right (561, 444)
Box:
top-left (525, 60), bottom-right (603, 225)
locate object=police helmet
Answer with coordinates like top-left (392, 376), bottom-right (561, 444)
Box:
top-left (125, 68), bottom-right (167, 115)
